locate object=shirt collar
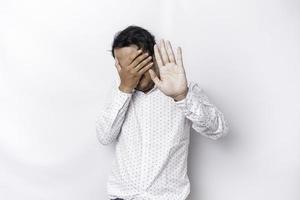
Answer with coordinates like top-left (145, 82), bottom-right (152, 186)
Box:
top-left (134, 84), bottom-right (157, 95)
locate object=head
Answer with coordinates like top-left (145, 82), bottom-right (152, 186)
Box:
top-left (111, 25), bottom-right (159, 93)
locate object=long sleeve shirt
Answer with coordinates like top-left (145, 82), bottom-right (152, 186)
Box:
top-left (95, 80), bottom-right (229, 200)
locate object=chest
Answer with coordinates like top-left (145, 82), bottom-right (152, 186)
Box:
top-left (119, 91), bottom-right (190, 145)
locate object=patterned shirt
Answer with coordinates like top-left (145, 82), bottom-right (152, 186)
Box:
top-left (95, 80), bottom-right (229, 200)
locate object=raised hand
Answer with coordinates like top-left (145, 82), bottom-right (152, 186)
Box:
top-left (149, 39), bottom-right (188, 101)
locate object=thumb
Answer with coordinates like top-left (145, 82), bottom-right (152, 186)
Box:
top-left (149, 69), bottom-right (162, 88)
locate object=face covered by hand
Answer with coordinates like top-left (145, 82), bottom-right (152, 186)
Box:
top-left (114, 44), bottom-right (160, 93)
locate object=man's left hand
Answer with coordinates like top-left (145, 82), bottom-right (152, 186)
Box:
top-left (149, 39), bottom-right (188, 101)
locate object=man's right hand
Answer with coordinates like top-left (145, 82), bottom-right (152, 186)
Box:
top-left (115, 49), bottom-right (153, 93)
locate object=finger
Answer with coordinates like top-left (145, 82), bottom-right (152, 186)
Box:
top-left (166, 40), bottom-right (176, 64)
top-left (160, 39), bottom-right (170, 64)
top-left (149, 69), bottom-right (162, 88)
top-left (135, 56), bottom-right (152, 72)
top-left (176, 46), bottom-right (184, 68)
top-left (154, 44), bottom-right (163, 67)
top-left (115, 58), bottom-right (121, 73)
top-left (129, 49), bottom-right (143, 64)
top-left (138, 62), bottom-right (153, 75)
top-left (130, 52), bottom-right (149, 69)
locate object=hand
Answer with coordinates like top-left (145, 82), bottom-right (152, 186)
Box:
top-left (115, 50), bottom-right (153, 93)
top-left (149, 39), bottom-right (188, 101)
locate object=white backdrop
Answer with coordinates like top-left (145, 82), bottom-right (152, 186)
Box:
top-left (1, 0), bottom-right (300, 199)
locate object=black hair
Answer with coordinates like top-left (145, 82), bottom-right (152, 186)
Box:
top-left (111, 25), bottom-right (156, 58)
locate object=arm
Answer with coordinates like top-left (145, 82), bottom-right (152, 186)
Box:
top-left (95, 84), bottom-right (134, 145)
top-left (174, 81), bottom-right (229, 140)
top-left (96, 48), bottom-right (152, 145)
top-left (148, 39), bottom-right (229, 139)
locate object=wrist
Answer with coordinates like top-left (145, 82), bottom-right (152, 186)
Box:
top-left (173, 87), bottom-right (188, 102)
top-left (119, 85), bottom-right (134, 94)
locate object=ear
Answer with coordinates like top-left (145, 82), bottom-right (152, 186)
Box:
top-left (115, 58), bottom-right (121, 73)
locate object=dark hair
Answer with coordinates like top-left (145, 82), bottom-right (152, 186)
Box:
top-left (111, 25), bottom-right (156, 58)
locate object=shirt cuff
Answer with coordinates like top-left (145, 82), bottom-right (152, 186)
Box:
top-left (114, 86), bottom-right (134, 104)
top-left (174, 83), bottom-right (192, 108)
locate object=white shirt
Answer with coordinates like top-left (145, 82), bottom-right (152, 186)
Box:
top-left (95, 80), bottom-right (229, 200)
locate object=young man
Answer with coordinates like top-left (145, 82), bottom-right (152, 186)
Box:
top-left (96, 25), bottom-right (229, 200)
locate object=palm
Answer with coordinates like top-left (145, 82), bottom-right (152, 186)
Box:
top-left (149, 39), bottom-right (188, 98)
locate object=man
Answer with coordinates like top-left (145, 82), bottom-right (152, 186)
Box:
top-left (96, 25), bottom-right (229, 200)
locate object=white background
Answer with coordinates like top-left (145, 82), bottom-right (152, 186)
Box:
top-left (0, 0), bottom-right (299, 199)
